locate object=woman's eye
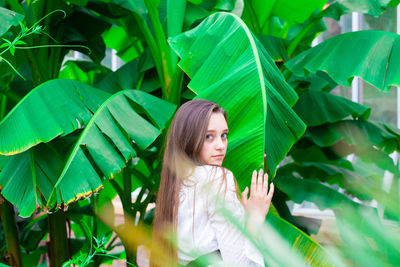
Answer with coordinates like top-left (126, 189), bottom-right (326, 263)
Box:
top-left (221, 133), bottom-right (228, 139)
top-left (206, 134), bottom-right (213, 140)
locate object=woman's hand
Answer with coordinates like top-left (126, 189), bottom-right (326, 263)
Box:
top-left (241, 169), bottom-right (274, 228)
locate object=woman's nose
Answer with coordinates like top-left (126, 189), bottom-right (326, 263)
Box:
top-left (215, 138), bottom-right (225, 150)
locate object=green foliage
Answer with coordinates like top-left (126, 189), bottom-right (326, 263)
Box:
top-left (0, 79), bottom-right (109, 155)
top-left (48, 89), bottom-right (175, 210)
top-left (285, 30), bottom-right (400, 91)
top-left (293, 90), bottom-right (371, 126)
top-left (0, 0), bottom-right (400, 266)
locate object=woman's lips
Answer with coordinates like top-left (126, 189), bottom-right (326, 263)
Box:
top-left (212, 155), bottom-right (224, 159)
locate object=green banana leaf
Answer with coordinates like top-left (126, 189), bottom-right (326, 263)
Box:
top-left (168, 12), bottom-right (306, 182)
top-left (324, 0), bottom-right (400, 20)
top-left (0, 7), bottom-right (24, 37)
top-left (0, 144), bottom-right (63, 217)
top-left (285, 30), bottom-right (400, 91)
top-left (285, 157), bottom-right (385, 201)
top-left (0, 79), bottom-right (110, 155)
top-left (266, 213), bottom-right (333, 266)
top-left (289, 144), bottom-right (352, 168)
top-left (48, 90), bottom-right (176, 209)
top-left (275, 174), bottom-right (368, 211)
top-left (289, 72), bottom-right (338, 92)
top-left (242, 0), bottom-right (328, 34)
top-left (306, 120), bottom-right (399, 152)
top-left (294, 91), bottom-right (371, 126)
top-left (357, 148), bottom-right (397, 173)
top-left (256, 35), bottom-right (289, 61)
top-left (0, 85), bottom-right (175, 216)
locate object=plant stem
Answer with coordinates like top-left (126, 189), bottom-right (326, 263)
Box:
top-left (0, 197), bottom-right (22, 267)
top-left (92, 195), bottom-right (105, 267)
top-left (123, 168), bottom-right (136, 266)
top-left (168, 67), bottom-right (184, 105)
top-left (48, 210), bottom-right (69, 267)
top-left (125, 1), bottom-right (167, 100)
top-left (144, 0), bottom-right (173, 98)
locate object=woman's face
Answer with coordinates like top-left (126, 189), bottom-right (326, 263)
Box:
top-left (199, 112), bottom-right (229, 166)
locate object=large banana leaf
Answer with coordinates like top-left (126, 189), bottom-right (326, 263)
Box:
top-left (275, 174), bottom-right (366, 211)
top-left (48, 90), bottom-right (176, 209)
top-left (0, 85), bottom-right (175, 216)
top-left (0, 79), bottom-right (110, 155)
top-left (306, 120), bottom-right (400, 152)
top-left (266, 213), bottom-right (333, 266)
top-left (294, 90), bottom-right (371, 126)
top-left (168, 12), bottom-right (306, 182)
top-left (287, 155), bottom-right (385, 200)
top-left (285, 30), bottom-right (400, 91)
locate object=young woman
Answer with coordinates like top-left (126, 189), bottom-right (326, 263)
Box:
top-left (150, 99), bottom-right (274, 267)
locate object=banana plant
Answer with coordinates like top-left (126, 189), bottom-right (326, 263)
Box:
top-left (0, 79), bottom-right (175, 214)
top-left (1, 0), bottom-right (400, 266)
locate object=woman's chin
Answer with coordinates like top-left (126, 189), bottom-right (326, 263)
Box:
top-left (207, 159), bottom-right (224, 166)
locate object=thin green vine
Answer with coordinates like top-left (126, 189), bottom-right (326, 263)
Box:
top-left (0, 9), bottom-right (91, 80)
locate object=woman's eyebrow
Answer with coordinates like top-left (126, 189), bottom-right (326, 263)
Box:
top-left (206, 129), bottom-right (229, 132)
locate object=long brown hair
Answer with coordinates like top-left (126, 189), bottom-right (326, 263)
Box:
top-left (150, 99), bottom-right (227, 267)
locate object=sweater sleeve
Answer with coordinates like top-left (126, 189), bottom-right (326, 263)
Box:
top-left (205, 167), bottom-right (265, 267)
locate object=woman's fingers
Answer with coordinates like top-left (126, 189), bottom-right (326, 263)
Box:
top-left (257, 169), bottom-right (263, 192)
top-left (250, 170), bottom-right (257, 197)
top-left (263, 173), bottom-right (268, 193)
top-left (242, 187), bottom-right (249, 205)
top-left (267, 183), bottom-right (274, 201)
